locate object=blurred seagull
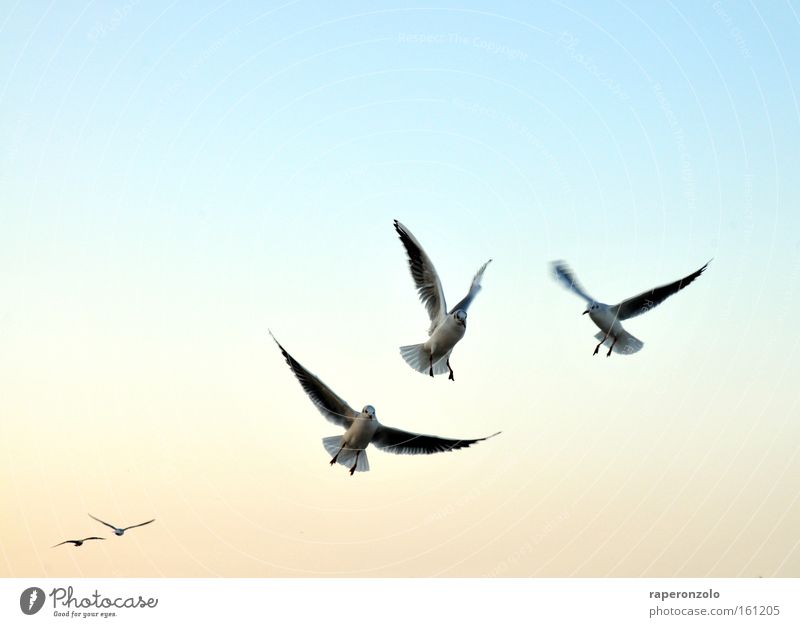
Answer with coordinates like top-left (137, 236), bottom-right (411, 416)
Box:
top-left (89, 514), bottom-right (155, 536)
top-left (394, 220), bottom-right (491, 380)
top-left (52, 537), bottom-right (104, 548)
top-left (271, 333), bottom-right (500, 475)
top-left (551, 260), bottom-right (710, 356)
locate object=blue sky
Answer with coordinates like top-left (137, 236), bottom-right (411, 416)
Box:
top-left (1, 1), bottom-right (799, 577)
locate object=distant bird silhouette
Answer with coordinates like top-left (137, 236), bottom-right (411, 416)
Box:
top-left (52, 537), bottom-right (104, 547)
top-left (89, 514), bottom-right (155, 536)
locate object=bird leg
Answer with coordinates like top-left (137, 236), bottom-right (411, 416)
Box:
top-left (330, 444), bottom-right (343, 466)
top-left (606, 336), bottom-right (617, 357)
top-left (429, 353), bottom-right (434, 377)
top-left (593, 332), bottom-right (609, 355)
top-left (349, 451), bottom-right (360, 476)
top-left (447, 358), bottom-right (455, 381)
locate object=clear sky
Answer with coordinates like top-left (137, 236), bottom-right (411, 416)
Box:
top-left (1, 0), bottom-right (799, 577)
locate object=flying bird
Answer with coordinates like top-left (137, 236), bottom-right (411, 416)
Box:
top-left (89, 514), bottom-right (155, 536)
top-left (271, 333), bottom-right (500, 475)
top-left (52, 537), bottom-right (104, 548)
top-left (394, 220), bottom-right (491, 380)
top-left (551, 260), bottom-right (710, 356)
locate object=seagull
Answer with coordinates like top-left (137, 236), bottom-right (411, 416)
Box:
top-left (394, 220), bottom-right (491, 381)
top-left (271, 333), bottom-right (500, 475)
top-left (52, 537), bottom-right (104, 548)
top-left (551, 260), bottom-right (710, 356)
top-left (89, 514), bottom-right (155, 536)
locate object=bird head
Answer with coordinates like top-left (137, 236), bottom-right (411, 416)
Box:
top-left (453, 309), bottom-right (467, 326)
top-left (583, 302), bottom-right (600, 315)
top-left (362, 405), bottom-right (376, 420)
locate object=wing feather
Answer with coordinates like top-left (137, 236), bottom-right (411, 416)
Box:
top-left (371, 426), bottom-right (500, 455)
top-left (449, 259), bottom-right (492, 313)
top-left (271, 333), bottom-right (358, 428)
top-left (551, 261), bottom-right (594, 303)
top-left (612, 261), bottom-right (709, 320)
top-left (123, 519), bottom-right (155, 531)
top-left (394, 220), bottom-right (447, 334)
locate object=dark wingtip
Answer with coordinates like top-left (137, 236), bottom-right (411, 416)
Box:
top-left (393, 219), bottom-right (409, 240)
top-left (268, 329), bottom-right (284, 351)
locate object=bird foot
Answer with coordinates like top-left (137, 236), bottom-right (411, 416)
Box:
top-left (349, 466), bottom-right (356, 476)
top-left (593, 346), bottom-right (600, 355)
top-left (329, 458), bottom-right (336, 466)
top-left (448, 371), bottom-right (454, 381)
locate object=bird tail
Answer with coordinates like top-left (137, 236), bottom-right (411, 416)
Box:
top-left (399, 344), bottom-right (451, 375)
top-left (594, 330), bottom-right (644, 355)
top-left (322, 436), bottom-right (369, 472)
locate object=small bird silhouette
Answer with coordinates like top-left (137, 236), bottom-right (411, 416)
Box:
top-left (89, 514), bottom-right (155, 536)
top-left (52, 537), bottom-right (104, 547)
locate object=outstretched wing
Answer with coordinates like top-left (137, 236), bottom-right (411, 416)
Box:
top-left (371, 426), bottom-right (500, 455)
top-left (270, 333), bottom-right (358, 428)
top-left (551, 261), bottom-right (594, 303)
top-left (52, 540), bottom-right (74, 547)
top-left (449, 259), bottom-right (492, 313)
top-left (89, 514), bottom-right (118, 531)
top-left (82, 537), bottom-right (105, 542)
top-left (122, 519), bottom-right (155, 532)
top-left (612, 261), bottom-right (709, 320)
top-left (394, 220), bottom-right (447, 334)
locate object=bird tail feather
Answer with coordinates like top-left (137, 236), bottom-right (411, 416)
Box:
top-left (594, 330), bottom-right (644, 354)
top-left (399, 344), bottom-right (451, 375)
top-left (322, 436), bottom-right (370, 472)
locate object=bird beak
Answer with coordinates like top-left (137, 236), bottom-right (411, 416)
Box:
top-left (582, 309), bottom-right (588, 315)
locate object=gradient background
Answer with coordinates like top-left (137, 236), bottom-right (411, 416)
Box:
top-left (1, 0), bottom-right (799, 577)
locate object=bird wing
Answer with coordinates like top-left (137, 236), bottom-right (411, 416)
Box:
top-left (551, 261), bottom-right (594, 303)
top-left (122, 519), bottom-right (155, 531)
top-left (52, 540), bottom-right (74, 547)
top-left (371, 425), bottom-right (500, 455)
top-left (89, 514), bottom-right (118, 531)
top-left (271, 333), bottom-right (358, 428)
top-left (82, 537), bottom-right (105, 542)
top-left (611, 261), bottom-right (709, 320)
top-left (394, 220), bottom-right (448, 334)
top-left (449, 259), bottom-right (492, 313)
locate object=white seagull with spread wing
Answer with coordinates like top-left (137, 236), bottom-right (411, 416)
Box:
top-left (89, 514), bottom-right (155, 536)
top-left (271, 333), bottom-right (500, 475)
top-left (394, 220), bottom-right (491, 380)
top-left (551, 260), bottom-right (710, 356)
